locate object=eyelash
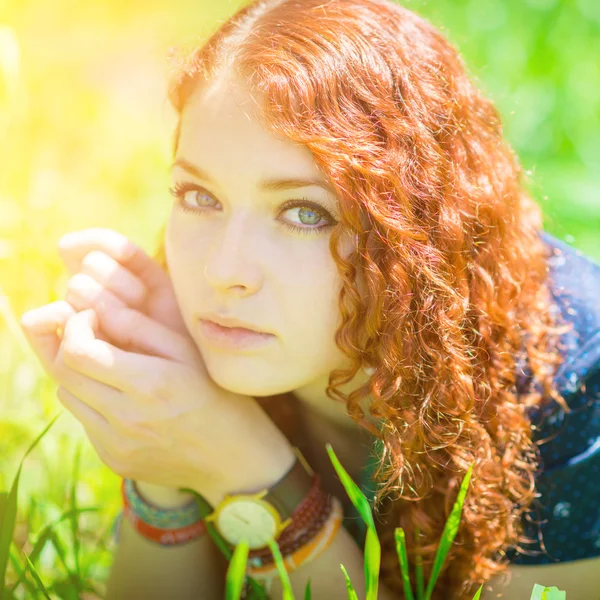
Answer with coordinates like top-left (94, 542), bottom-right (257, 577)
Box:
top-left (168, 181), bottom-right (337, 236)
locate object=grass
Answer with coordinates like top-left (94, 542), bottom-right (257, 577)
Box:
top-left (1, 3), bottom-right (597, 597)
top-left (1, 419), bottom-right (568, 599)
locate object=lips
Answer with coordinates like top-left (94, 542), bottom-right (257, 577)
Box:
top-left (198, 313), bottom-right (272, 335)
top-left (204, 320), bottom-right (256, 334)
top-left (198, 319), bottom-right (276, 350)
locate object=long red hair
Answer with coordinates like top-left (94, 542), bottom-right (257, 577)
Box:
top-left (153, 1), bottom-right (573, 597)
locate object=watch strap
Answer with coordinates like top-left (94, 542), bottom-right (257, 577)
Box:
top-left (260, 446), bottom-right (315, 522)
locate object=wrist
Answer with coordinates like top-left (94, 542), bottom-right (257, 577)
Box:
top-left (201, 442), bottom-right (296, 508)
top-left (133, 481), bottom-right (196, 509)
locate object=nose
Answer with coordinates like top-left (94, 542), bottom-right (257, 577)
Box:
top-left (203, 213), bottom-right (263, 296)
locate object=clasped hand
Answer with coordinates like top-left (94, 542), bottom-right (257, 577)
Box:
top-left (19, 228), bottom-right (293, 507)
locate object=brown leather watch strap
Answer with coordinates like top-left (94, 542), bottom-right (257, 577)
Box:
top-left (261, 447), bottom-right (315, 522)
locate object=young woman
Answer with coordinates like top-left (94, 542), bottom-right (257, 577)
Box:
top-left (20, 0), bottom-right (600, 598)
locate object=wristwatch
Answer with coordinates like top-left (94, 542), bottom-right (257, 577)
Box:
top-left (205, 446), bottom-right (315, 550)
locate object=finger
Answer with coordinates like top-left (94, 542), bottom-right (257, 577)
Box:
top-left (59, 307), bottom-right (176, 400)
top-left (58, 228), bottom-right (137, 275)
top-left (59, 275), bottom-right (122, 342)
top-left (20, 301), bottom-right (77, 375)
top-left (58, 228), bottom-right (171, 293)
top-left (66, 272), bottom-right (129, 315)
top-left (57, 384), bottom-right (112, 430)
top-left (95, 302), bottom-right (197, 365)
top-left (63, 273), bottom-right (129, 346)
top-left (79, 251), bottom-right (147, 309)
top-left (59, 308), bottom-right (116, 375)
top-left (56, 315), bottom-right (131, 425)
top-left (57, 355), bottom-right (165, 448)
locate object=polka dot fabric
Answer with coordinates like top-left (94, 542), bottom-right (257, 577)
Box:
top-left (506, 232), bottom-right (600, 565)
top-left (344, 231), bottom-right (600, 566)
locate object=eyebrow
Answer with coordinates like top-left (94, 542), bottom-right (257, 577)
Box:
top-left (171, 158), bottom-right (336, 194)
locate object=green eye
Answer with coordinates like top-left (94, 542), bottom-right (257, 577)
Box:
top-left (168, 182), bottom-right (337, 236)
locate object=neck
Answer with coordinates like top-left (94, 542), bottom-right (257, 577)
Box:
top-left (292, 386), bottom-right (379, 438)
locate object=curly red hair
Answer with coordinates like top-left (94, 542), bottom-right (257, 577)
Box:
top-left (153, 0), bottom-right (574, 597)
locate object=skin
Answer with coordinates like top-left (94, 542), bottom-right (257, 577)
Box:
top-left (165, 70), bottom-right (374, 432)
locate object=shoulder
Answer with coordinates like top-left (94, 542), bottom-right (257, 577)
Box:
top-left (504, 232), bottom-right (600, 567)
top-left (539, 231), bottom-right (600, 397)
top-left (524, 231), bottom-right (600, 432)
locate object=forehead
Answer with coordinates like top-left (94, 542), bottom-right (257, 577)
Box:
top-left (177, 73), bottom-right (323, 179)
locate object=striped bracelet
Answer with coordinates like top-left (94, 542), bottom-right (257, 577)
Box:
top-left (117, 479), bottom-right (207, 547)
top-left (122, 503), bottom-right (207, 546)
top-left (121, 478), bottom-right (202, 528)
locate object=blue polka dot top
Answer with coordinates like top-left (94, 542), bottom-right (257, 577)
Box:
top-left (343, 231), bottom-right (600, 566)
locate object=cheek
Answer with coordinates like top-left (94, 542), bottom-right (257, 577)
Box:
top-left (164, 215), bottom-right (206, 300)
top-left (165, 213), bottom-right (208, 267)
top-left (285, 262), bottom-right (344, 349)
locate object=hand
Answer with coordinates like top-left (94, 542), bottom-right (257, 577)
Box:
top-left (57, 227), bottom-right (188, 338)
top-left (20, 229), bottom-right (294, 508)
top-left (57, 227), bottom-right (197, 505)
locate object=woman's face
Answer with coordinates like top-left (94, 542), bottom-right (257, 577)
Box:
top-left (166, 72), bottom-right (369, 415)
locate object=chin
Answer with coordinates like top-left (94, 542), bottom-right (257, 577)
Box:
top-left (206, 370), bottom-right (290, 398)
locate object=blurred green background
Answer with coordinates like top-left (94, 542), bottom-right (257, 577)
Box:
top-left (1, 0), bottom-right (599, 597)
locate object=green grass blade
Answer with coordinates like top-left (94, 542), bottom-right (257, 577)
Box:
top-left (22, 554), bottom-right (51, 600)
top-left (529, 584), bottom-right (566, 600)
top-left (423, 463), bottom-right (474, 600)
top-left (239, 574), bottom-right (269, 599)
top-left (8, 543), bottom-right (38, 599)
top-left (0, 471), bottom-right (26, 591)
top-left (200, 517), bottom-right (268, 600)
top-left (11, 507), bottom-right (99, 594)
top-left (0, 414), bottom-right (61, 600)
top-left (189, 492), bottom-right (269, 600)
top-left (204, 520), bottom-right (234, 560)
top-left (471, 583), bottom-right (484, 599)
top-left (29, 507), bottom-right (98, 566)
top-left (530, 583), bottom-right (546, 599)
top-left (339, 564), bottom-right (359, 600)
top-left (326, 442), bottom-right (380, 600)
top-left (225, 539), bottom-right (250, 600)
top-left (542, 587), bottom-right (566, 600)
top-left (304, 577), bottom-right (312, 600)
top-left (266, 538), bottom-right (295, 600)
top-left (364, 525), bottom-right (381, 600)
top-left (49, 530), bottom-right (79, 593)
top-left (0, 493), bottom-right (7, 527)
top-left (414, 526), bottom-right (424, 600)
top-left (69, 441), bottom-right (82, 586)
top-left (394, 528), bottom-right (415, 600)
top-left (325, 443), bottom-right (375, 530)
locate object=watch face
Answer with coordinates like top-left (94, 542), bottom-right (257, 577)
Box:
top-left (216, 499), bottom-right (279, 549)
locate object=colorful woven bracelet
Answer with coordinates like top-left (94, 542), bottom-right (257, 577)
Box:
top-left (121, 478), bottom-right (202, 528)
top-left (122, 504), bottom-right (207, 546)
